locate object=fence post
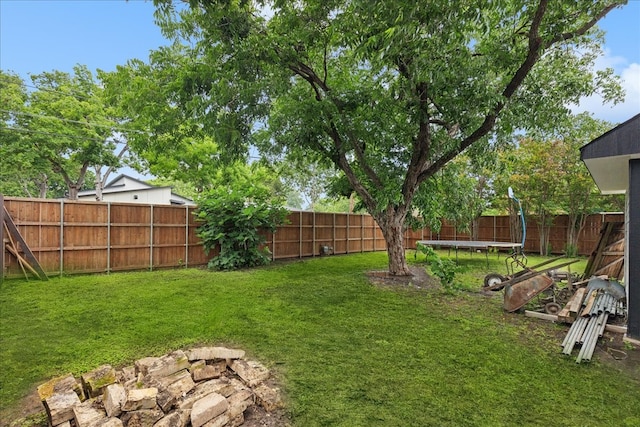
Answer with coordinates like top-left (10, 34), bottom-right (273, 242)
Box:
top-left (272, 228), bottom-right (276, 261)
top-left (333, 213), bottom-right (336, 253)
top-left (107, 202), bottom-right (111, 274)
top-left (360, 214), bottom-right (364, 252)
top-left (346, 212), bottom-right (350, 254)
top-left (185, 205), bottom-right (189, 268)
top-left (312, 211), bottom-right (316, 257)
top-left (373, 216), bottom-right (376, 251)
top-left (150, 205), bottom-right (154, 271)
top-left (299, 210), bottom-right (303, 258)
top-left (60, 200), bottom-right (64, 276)
top-left (493, 215), bottom-right (496, 241)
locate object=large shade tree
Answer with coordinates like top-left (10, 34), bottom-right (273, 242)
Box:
top-left (125, 0), bottom-right (624, 275)
top-left (1, 66), bottom-right (136, 200)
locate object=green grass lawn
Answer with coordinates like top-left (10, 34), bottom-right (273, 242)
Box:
top-left (1, 251), bottom-right (638, 426)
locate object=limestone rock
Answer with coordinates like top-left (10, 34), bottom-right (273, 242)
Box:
top-left (229, 360), bottom-right (270, 387)
top-left (190, 393), bottom-right (228, 427)
top-left (123, 388), bottom-right (158, 411)
top-left (135, 357), bottom-right (161, 376)
top-left (186, 347), bottom-right (245, 362)
top-left (103, 384), bottom-right (126, 418)
top-left (179, 379), bottom-right (235, 410)
top-left (146, 351), bottom-right (190, 379)
top-left (191, 361), bottom-right (226, 382)
top-left (152, 409), bottom-right (191, 427)
top-left (226, 389), bottom-right (254, 418)
top-left (82, 365), bottom-right (117, 398)
top-left (120, 409), bottom-right (164, 427)
top-left (99, 419), bottom-right (124, 427)
top-left (158, 369), bottom-right (196, 397)
top-left (38, 374), bottom-right (84, 402)
top-left (156, 390), bottom-right (176, 413)
top-left (116, 366), bottom-right (136, 384)
top-left (203, 413), bottom-right (244, 427)
top-left (73, 400), bottom-right (107, 427)
top-left (253, 383), bottom-right (284, 412)
top-left (44, 390), bottom-right (81, 426)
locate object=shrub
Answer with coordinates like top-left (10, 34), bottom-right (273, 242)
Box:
top-left (416, 243), bottom-right (459, 289)
top-left (196, 165), bottom-right (289, 270)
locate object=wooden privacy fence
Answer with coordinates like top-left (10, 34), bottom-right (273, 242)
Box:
top-left (1, 196), bottom-right (623, 279)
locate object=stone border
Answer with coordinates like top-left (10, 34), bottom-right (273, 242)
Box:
top-left (36, 347), bottom-right (284, 427)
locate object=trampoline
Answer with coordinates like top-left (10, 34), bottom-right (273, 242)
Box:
top-left (416, 187), bottom-right (526, 268)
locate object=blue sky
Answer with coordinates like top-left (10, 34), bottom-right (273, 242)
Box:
top-left (1, 0), bottom-right (638, 123)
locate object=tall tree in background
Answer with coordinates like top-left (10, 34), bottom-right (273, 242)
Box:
top-left (500, 138), bottom-right (563, 255)
top-left (0, 70), bottom-right (53, 197)
top-left (537, 113), bottom-right (617, 255)
top-left (496, 113), bottom-right (619, 255)
top-left (130, 0), bottom-right (624, 275)
top-left (1, 66), bottom-right (134, 200)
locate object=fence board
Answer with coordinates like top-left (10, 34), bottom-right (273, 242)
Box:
top-left (1, 196), bottom-right (624, 278)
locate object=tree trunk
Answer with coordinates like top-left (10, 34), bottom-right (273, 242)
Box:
top-left (94, 167), bottom-right (104, 201)
top-left (471, 216), bottom-right (480, 241)
top-left (35, 173), bottom-right (48, 198)
top-left (537, 213), bottom-right (552, 255)
top-left (566, 213), bottom-right (587, 256)
top-left (376, 210), bottom-right (411, 276)
top-left (67, 184), bottom-right (80, 200)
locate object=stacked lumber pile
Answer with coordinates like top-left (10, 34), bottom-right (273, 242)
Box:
top-left (559, 284), bottom-right (626, 363)
top-left (36, 347), bottom-right (284, 427)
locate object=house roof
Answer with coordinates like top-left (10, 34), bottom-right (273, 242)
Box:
top-left (78, 174), bottom-right (194, 203)
top-left (580, 113), bottom-right (640, 194)
top-left (104, 174), bottom-right (155, 189)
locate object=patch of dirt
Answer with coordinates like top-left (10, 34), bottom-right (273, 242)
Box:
top-left (366, 266), bottom-right (439, 290)
top-left (2, 391), bottom-right (45, 427)
top-left (596, 332), bottom-right (640, 382)
top-left (242, 405), bottom-right (291, 427)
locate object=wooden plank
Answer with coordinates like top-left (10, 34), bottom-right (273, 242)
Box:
top-left (559, 287), bottom-right (587, 323)
top-left (581, 291), bottom-right (598, 317)
top-left (568, 288), bottom-right (586, 317)
top-left (557, 306), bottom-right (572, 323)
top-left (3, 207), bottom-right (48, 280)
top-left (583, 222), bottom-right (614, 279)
top-left (606, 324), bottom-right (627, 334)
top-left (524, 311), bottom-right (558, 322)
top-left (5, 244), bottom-right (40, 278)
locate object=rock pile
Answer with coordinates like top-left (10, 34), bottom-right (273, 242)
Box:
top-left (36, 347), bottom-right (284, 427)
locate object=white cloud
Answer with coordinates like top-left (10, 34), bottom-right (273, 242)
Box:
top-left (571, 50), bottom-right (640, 124)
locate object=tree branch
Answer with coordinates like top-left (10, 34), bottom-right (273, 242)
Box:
top-left (416, 0), bottom-right (550, 183)
top-left (549, 2), bottom-right (624, 47)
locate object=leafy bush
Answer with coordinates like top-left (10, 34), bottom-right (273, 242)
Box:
top-left (196, 164), bottom-right (289, 270)
top-left (564, 244), bottom-right (578, 257)
top-left (416, 243), bottom-right (459, 289)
